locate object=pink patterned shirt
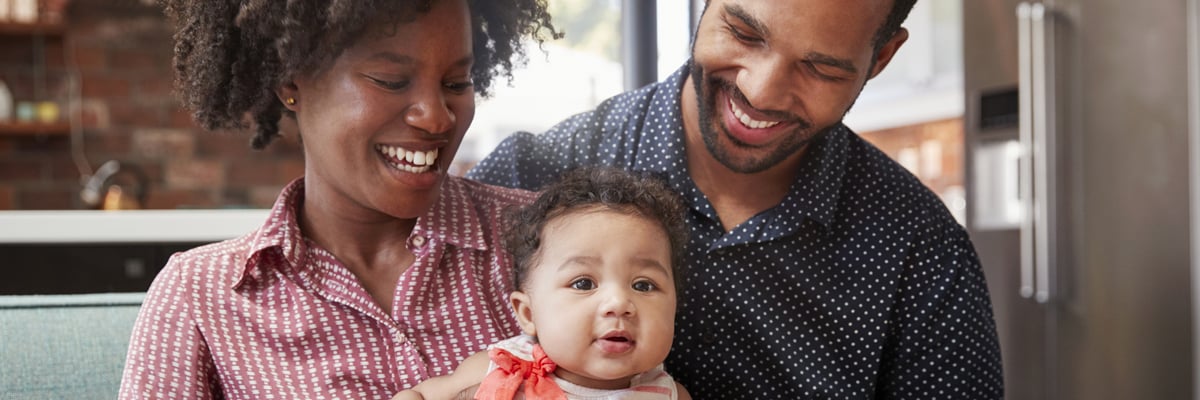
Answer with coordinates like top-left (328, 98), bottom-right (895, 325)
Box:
top-left (119, 177), bottom-right (535, 399)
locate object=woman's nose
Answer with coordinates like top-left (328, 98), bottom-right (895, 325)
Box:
top-left (404, 89), bottom-right (455, 135)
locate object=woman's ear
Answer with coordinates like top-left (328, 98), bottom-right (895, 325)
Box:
top-left (510, 291), bottom-right (537, 336)
top-left (276, 81), bottom-right (300, 110)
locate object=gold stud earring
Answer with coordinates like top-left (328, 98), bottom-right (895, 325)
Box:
top-left (285, 97), bottom-right (296, 105)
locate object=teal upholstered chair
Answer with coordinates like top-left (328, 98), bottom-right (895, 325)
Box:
top-left (0, 293), bottom-right (144, 399)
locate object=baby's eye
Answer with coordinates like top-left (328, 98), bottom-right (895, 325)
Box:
top-left (632, 280), bottom-right (657, 292)
top-left (570, 278), bottom-right (596, 291)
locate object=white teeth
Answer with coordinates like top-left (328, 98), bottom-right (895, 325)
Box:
top-left (376, 145), bottom-right (440, 172)
top-left (729, 98), bottom-right (781, 129)
top-left (394, 163), bottom-right (429, 174)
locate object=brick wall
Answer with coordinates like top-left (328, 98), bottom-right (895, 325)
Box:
top-left (0, 0), bottom-right (305, 210)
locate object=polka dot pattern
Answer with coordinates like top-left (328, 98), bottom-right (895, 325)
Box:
top-left (119, 177), bottom-right (534, 399)
top-left (468, 64), bottom-right (1003, 399)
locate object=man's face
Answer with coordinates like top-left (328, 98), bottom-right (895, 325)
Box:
top-left (687, 0), bottom-right (904, 174)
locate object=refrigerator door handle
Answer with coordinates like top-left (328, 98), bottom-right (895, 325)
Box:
top-left (1031, 2), bottom-right (1054, 304)
top-left (1016, 2), bottom-right (1036, 300)
top-left (1017, 2), bottom-right (1054, 303)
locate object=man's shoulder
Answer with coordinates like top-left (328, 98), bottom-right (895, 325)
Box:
top-left (555, 77), bottom-right (677, 137)
top-left (842, 133), bottom-right (945, 200)
top-left (836, 132), bottom-right (963, 229)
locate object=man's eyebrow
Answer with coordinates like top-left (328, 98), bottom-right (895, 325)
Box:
top-left (720, 4), bottom-right (860, 76)
top-left (723, 4), bottom-right (769, 38)
top-left (804, 52), bottom-right (859, 75)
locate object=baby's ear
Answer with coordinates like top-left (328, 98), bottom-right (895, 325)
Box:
top-left (510, 291), bottom-right (537, 336)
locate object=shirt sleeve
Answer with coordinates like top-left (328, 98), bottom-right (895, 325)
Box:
top-left (876, 222), bottom-right (1004, 399)
top-left (467, 112), bottom-right (600, 191)
top-left (119, 256), bottom-right (221, 400)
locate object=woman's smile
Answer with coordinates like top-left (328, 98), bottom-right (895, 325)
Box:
top-left (376, 144), bottom-right (440, 174)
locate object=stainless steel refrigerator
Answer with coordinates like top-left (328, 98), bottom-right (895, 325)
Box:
top-left (963, 0), bottom-right (1199, 399)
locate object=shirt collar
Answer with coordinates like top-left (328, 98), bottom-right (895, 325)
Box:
top-left (232, 176), bottom-right (489, 290)
top-left (778, 124), bottom-right (848, 228)
top-left (630, 63), bottom-right (689, 180)
top-left (414, 177), bottom-right (488, 251)
top-left (632, 61), bottom-right (849, 230)
top-left (235, 177), bottom-right (308, 290)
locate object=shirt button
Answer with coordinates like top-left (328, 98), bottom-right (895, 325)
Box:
top-left (702, 329), bottom-right (718, 344)
top-left (410, 235), bottom-right (426, 248)
top-left (393, 331), bottom-right (407, 343)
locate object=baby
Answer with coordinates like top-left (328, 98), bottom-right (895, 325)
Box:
top-left (395, 167), bottom-right (691, 399)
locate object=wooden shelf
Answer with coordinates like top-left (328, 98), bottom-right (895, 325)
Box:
top-left (0, 121), bottom-right (70, 136)
top-left (0, 21), bottom-right (66, 36)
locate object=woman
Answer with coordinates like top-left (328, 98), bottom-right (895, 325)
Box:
top-left (119, 0), bottom-right (558, 398)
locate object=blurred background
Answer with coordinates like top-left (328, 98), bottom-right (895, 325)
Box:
top-left (0, 0), bottom-right (1197, 399)
top-left (0, 0), bottom-right (965, 213)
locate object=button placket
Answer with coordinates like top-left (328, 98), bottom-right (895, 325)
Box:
top-left (409, 235), bottom-right (426, 249)
top-left (392, 329), bottom-right (407, 343)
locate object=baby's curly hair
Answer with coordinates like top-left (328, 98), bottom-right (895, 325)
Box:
top-left (504, 167), bottom-right (690, 295)
top-left (159, 0), bottom-right (561, 149)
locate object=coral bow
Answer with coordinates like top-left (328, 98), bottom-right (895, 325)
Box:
top-left (474, 344), bottom-right (567, 400)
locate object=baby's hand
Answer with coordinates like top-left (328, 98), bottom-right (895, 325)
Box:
top-left (394, 350), bottom-right (491, 400)
top-left (391, 384), bottom-right (479, 400)
top-left (391, 389), bottom-right (423, 400)
top-left (453, 384), bottom-right (479, 399)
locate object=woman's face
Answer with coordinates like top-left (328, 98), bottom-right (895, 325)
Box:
top-left (286, 0), bottom-right (475, 220)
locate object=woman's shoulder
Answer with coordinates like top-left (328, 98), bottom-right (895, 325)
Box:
top-left (449, 175), bottom-right (537, 208)
top-left (154, 233), bottom-right (259, 290)
top-left (441, 177), bottom-right (536, 253)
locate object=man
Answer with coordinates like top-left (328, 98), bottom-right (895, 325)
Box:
top-left (468, 0), bottom-right (1003, 398)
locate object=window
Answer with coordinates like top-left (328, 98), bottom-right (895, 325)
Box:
top-left (456, 0), bottom-right (626, 172)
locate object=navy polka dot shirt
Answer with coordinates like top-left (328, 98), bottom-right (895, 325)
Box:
top-left (468, 64), bottom-right (1003, 399)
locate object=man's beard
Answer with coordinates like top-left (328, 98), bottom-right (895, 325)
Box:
top-left (689, 61), bottom-right (836, 174)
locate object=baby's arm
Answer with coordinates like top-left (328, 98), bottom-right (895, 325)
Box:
top-left (676, 382), bottom-right (692, 400)
top-left (393, 350), bottom-right (491, 400)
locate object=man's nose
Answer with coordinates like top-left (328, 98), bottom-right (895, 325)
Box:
top-left (736, 55), bottom-right (798, 113)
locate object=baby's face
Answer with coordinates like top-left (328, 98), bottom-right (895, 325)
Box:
top-left (511, 209), bottom-right (677, 390)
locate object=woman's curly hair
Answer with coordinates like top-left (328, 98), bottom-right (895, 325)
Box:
top-left (503, 166), bottom-right (690, 295)
top-left (159, 0), bottom-right (561, 149)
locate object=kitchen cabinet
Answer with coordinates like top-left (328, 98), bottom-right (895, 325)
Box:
top-left (0, 20), bottom-right (65, 36)
top-left (0, 209), bottom-right (267, 294)
top-left (0, 20), bottom-right (74, 137)
top-left (0, 242), bottom-right (203, 294)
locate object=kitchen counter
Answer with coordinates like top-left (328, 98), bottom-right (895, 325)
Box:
top-left (0, 209), bottom-right (269, 243)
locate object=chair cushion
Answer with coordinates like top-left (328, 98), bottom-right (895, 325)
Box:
top-left (0, 293), bottom-right (144, 399)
